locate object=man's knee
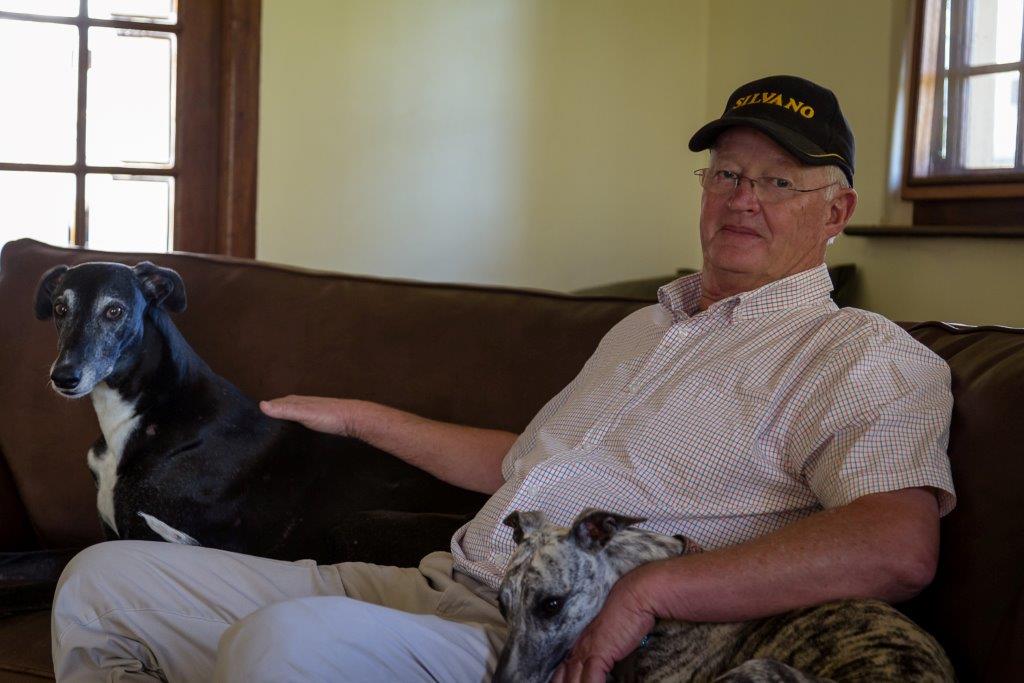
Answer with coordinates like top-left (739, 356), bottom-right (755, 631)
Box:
top-left (54, 541), bottom-right (157, 611)
top-left (215, 597), bottom-right (428, 683)
top-left (215, 597), bottom-right (364, 682)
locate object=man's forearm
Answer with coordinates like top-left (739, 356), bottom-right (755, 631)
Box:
top-left (630, 488), bottom-right (940, 624)
top-left (349, 400), bottom-right (516, 494)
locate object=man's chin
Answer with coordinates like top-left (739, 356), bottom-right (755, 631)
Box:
top-left (704, 248), bottom-right (766, 277)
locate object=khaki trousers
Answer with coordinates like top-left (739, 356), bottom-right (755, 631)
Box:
top-left (51, 541), bottom-right (506, 682)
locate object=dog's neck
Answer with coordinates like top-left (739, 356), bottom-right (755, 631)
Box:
top-left (90, 382), bottom-right (140, 456)
top-left (102, 306), bottom-right (211, 404)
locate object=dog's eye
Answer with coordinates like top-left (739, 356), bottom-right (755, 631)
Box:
top-left (53, 302), bottom-right (68, 318)
top-left (104, 305), bottom-right (124, 321)
top-left (534, 595), bottom-right (565, 619)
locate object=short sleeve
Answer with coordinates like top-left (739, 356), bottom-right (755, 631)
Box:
top-left (792, 329), bottom-right (956, 515)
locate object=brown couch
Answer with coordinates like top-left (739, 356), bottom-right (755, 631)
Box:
top-left (0, 238), bottom-right (1021, 681)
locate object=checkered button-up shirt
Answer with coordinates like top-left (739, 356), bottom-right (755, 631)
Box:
top-left (450, 264), bottom-right (956, 589)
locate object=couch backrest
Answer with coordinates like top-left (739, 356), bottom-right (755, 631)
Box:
top-left (0, 239), bottom-right (648, 548)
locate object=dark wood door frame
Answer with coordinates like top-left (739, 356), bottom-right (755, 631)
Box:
top-left (176, 0), bottom-right (261, 258)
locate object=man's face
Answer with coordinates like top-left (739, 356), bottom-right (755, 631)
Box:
top-left (698, 127), bottom-right (849, 286)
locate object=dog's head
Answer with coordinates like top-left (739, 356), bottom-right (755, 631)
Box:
top-left (493, 508), bottom-right (685, 683)
top-left (34, 261), bottom-right (186, 397)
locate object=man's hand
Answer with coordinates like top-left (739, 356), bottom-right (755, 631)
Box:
top-left (552, 567), bottom-right (657, 683)
top-left (261, 394), bottom-right (514, 493)
top-left (260, 395), bottom-right (365, 438)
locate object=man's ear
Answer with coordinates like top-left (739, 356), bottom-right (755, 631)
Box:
top-left (133, 262), bottom-right (187, 313)
top-left (503, 510), bottom-right (547, 544)
top-left (826, 187), bottom-right (858, 241)
top-left (34, 265), bottom-right (69, 320)
top-left (570, 508), bottom-right (646, 551)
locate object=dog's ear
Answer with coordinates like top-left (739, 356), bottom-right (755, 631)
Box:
top-left (133, 261), bottom-right (187, 313)
top-left (503, 510), bottom-right (546, 544)
top-left (570, 508), bottom-right (646, 551)
top-left (34, 265), bottom-right (69, 320)
top-left (673, 534), bottom-right (699, 556)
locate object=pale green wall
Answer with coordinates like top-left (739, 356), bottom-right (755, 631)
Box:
top-left (257, 0), bottom-right (1024, 325)
top-left (257, 0), bottom-right (708, 292)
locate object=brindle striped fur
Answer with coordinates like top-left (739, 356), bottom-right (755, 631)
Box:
top-left (495, 509), bottom-right (955, 683)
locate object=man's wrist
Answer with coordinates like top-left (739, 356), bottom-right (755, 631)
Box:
top-left (343, 399), bottom-right (380, 441)
top-left (627, 556), bottom-right (694, 622)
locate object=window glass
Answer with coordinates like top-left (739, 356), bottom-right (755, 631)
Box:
top-left (86, 174), bottom-right (173, 252)
top-left (0, 171), bottom-right (75, 249)
top-left (0, 19), bottom-right (78, 165)
top-left (968, 0), bottom-right (1023, 66)
top-left (88, 0), bottom-right (177, 23)
top-left (963, 71), bottom-right (1019, 168)
top-left (86, 27), bottom-right (175, 167)
top-left (0, 0), bottom-right (78, 17)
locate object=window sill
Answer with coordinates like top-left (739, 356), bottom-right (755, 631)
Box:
top-left (845, 225), bottom-right (1024, 238)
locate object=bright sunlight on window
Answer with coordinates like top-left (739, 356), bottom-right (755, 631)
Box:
top-left (0, 1), bottom-right (177, 253)
top-left (909, 0), bottom-right (1024, 183)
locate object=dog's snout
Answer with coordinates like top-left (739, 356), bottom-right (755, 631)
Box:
top-left (51, 366), bottom-right (82, 391)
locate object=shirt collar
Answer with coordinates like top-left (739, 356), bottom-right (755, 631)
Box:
top-left (657, 264), bottom-right (834, 323)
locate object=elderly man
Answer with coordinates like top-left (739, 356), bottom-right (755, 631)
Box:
top-left (52, 75), bottom-right (955, 682)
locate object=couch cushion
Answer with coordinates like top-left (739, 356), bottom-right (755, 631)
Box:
top-left (0, 611), bottom-right (52, 680)
top-left (900, 321), bottom-right (1024, 682)
top-left (0, 238), bottom-right (648, 548)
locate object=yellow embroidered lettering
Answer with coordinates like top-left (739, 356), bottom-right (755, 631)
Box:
top-left (785, 98), bottom-right (804, 112)
top-left (766, 93), bottom-right (783, 106)
top-left (799, 105), bottom-right (815, 118)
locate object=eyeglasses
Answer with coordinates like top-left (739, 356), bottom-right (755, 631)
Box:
top-left (694, 168), bottom-right (837, 204)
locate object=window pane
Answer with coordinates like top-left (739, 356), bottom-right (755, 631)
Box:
top-left (86, 28), bottom-right (175, 167)
top-left (968, 0), bottom-right (1023, 66)
top-left (0, 0), bottom-right (78, 16)
top-left (86, 174), bottom-right (172, 252)
top-left (963, 71), bottom-right (1019, 168)
top-left (88, 0), bottom-right (176, 23)
top-left (0, 19), bottom-right (78, 164)
top-left (0, 171), bottom-right (75, 249)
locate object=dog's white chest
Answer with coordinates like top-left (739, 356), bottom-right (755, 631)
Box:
top-left (87, 383), bottom-right (140, 535)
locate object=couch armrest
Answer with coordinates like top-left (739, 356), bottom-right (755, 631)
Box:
top-left (0, 447), bottom-right (36, 552)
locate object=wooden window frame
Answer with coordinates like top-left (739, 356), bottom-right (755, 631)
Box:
top-left (0, 0), bottom-right (259, 257)
top-left (902, 0), bottom-right (1024, 228)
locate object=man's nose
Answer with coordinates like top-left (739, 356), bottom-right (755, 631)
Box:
top-left (726, 177), bottom-right (760, 210)
top-left (51, 364), bottom-right (81, 391)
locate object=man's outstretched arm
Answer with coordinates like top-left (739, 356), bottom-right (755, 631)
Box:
top-left (260, 395), bottom-right (516, 494)
top-left (555, 486), bottom-right (941, 683)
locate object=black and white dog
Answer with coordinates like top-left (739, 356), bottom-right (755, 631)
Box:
top-left (35, 260), bottom-right (483, 563)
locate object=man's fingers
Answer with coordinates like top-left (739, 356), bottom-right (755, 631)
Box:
top-left (581, 657), bottom-right (609, 683)
top-left (563, 656), bottom-right (584, 683)
top-left (260, 399), bottom-right (293, 416)
top-left (260, 398), bottom-right (314, 422)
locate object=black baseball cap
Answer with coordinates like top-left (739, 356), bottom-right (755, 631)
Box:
top-left (688, 75), bottom-right (855, 186)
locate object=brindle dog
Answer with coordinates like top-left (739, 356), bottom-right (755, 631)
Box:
top-left (494, 509), bottom-right (954, 682)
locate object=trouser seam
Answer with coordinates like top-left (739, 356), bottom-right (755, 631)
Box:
top-left (57, 607), bottom-right (231, 647)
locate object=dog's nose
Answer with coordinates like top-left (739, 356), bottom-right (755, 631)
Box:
top-left (51, 368), bottom-right (81, 391)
